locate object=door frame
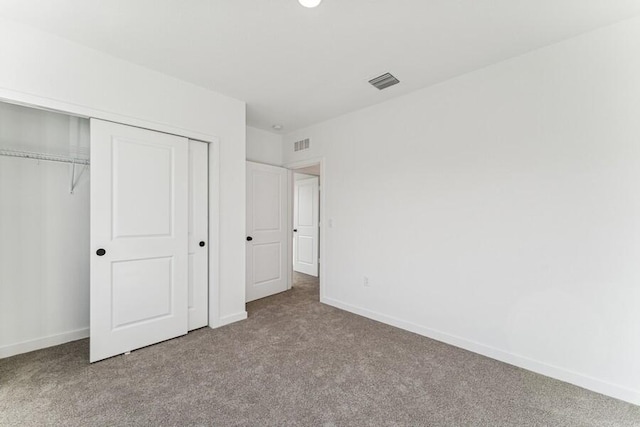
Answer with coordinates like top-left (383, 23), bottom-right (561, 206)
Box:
top-left (285, 157), bottom-right (326, 300)
top-left (0, 93), bottom-right (223, 329)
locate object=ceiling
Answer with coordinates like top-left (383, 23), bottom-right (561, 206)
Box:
top-left (2, 1), bottom-right (640, 133)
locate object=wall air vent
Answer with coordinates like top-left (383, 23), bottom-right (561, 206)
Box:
top-left (294, 138), bottom-right (310, 152)
top-left (368, 72), bottom-right (400, 90)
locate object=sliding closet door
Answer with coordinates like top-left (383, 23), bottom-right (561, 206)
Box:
top-left (188, 140), bottom-right (208, 330)
top-left (90, 119), bottom-right (189, 362)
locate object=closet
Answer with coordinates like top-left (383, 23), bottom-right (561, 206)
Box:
top-left (0, 102), bottom-right (209, 362)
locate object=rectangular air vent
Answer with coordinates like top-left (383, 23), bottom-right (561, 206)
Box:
top-left (369, 72), bottom-right (400, 90)
top-left (294, 138), bottom-right (310, 152)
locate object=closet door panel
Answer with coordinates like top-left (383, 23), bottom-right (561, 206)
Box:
top-left (90, 119), bottom-right (188, 363)
top-left (188, 140), bottom-right (208, 330)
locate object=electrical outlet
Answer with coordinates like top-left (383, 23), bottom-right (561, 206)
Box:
top-left (363, 276), bottom-right (370, 287)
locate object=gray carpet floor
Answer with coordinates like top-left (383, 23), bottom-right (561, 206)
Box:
top-left (1, 272), bottom-right (639, 426)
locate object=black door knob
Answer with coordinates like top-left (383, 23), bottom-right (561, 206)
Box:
top-left (293, 229), bottom-right (298, 232)
top-left (246, 236), bottom-right (253, 241)
top-left (199, 241), bottom-right (206, 247)
top-left (96, 248), bottom-right (106, 256)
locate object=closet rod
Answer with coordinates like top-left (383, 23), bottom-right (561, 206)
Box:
top-left (0, 149), bottom-right (90, 166)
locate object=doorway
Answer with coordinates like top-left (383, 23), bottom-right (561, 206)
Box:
top-left (287, 160), bottom-right (324, 300)
top-left (292, 169), bottom-right (319, 277)
top-left (244, 158), bottom-right (325, 303)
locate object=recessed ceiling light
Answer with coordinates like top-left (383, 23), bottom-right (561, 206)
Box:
top-left (272, 124), bottom-right (283, 131)
top-left (298, 0), bottom-right (322, 8)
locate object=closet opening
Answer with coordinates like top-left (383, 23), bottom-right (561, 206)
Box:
top-left (0, 100), bottom-right (91, 359)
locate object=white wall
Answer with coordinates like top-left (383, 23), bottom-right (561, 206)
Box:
top-left (0, 20), bottom-right (247, 351)
top-left (283, 17), bottom-right (640, 405)
top-left (0, 103), bottom-right (90, 357)
top-left (246, 126), bottom-right (283, 166)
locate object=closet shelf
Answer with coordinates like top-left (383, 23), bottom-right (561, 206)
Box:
top-left (0, 148), bottom-right (90, 166)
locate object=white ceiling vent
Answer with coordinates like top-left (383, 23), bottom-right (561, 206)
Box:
top-left (369, 72), bottom-right (400, 90)
top-left (294, 138), bottom-right (310, 152)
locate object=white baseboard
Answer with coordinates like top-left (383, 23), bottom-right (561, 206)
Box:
top-left (321, 296), bottom-right (640, 406)
top-left (2, 312), bottom-right (249, 358)
top-left (0, 328), bottom-right (90, 359)
top-left (209, 311), bottom-right (248, 329)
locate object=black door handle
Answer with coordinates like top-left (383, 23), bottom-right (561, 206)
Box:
top-left (199, 241), bottom-right (206, 247)
top-left (96, 248), bottom-right (106, 256)
top-left (293, 229), bottom-right (298, 232)
top-left (246, 236), bottom-right (253, 241)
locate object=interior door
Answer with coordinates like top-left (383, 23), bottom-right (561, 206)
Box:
top-left (246, 161), bottom-right (288, 302)
top-left (188, 140), bottom-right (208, 330)
top-left (293, 176), bottom-right (319, 277)
top-left (90, 119), bottom-right (188, 362)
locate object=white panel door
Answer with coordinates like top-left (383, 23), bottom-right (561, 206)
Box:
top-left (246, 161), bottom-right (288, 302)
top-left (90, 119), bottom-right (188, 362)
top-left (293, 176), bottom-right (319, 277)
top-left (188, 140), bottom-right (208, 330)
